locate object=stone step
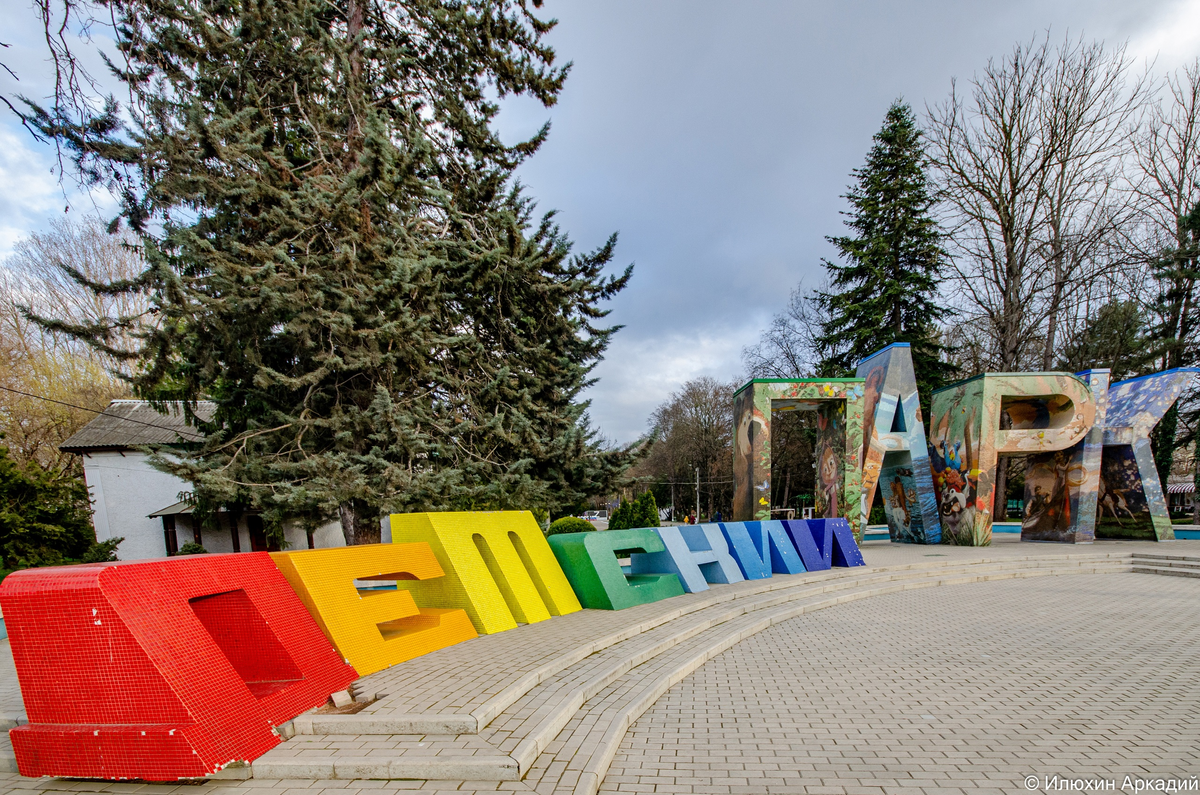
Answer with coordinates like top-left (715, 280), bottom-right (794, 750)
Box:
top-left (529, 561), bottom-right (1131, 795)
top-left (250, 733), bottom-right (520, 781)
top-left (298, 552), bottom-right (1130, 736)
top-left (1132, 564), bottom-right (1200, 579)
top-left (250, 558), bottom-right (1130, 781)
top-left (1131, 554), bottom-right (1200, 565)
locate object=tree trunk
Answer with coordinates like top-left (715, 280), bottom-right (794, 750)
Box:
top-left (346, 0), bottom-right (364, 142)
top-left (339, 500), bottom-right (381, 546)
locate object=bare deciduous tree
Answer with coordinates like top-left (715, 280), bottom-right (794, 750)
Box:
top-left (741, 282), bottom-right (823, 379)
top-left (1036, 40), bottom-right (1145, 368)
top-left (0, 215), bottom-right (150, 470)
top-left (1134, 59), bottom-right (1200, 369)
top-left (632, 377), bottom-right (737, 519)
top-left (927, 36), bottom-right (1143, 374)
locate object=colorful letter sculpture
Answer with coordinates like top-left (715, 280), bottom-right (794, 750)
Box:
top-left (388, 511), bottom-right (581, 634)
top-left (548, 528), bottom-right (685, 610)
top-left (271, 543), bottom-right (478, 676)
top-left (929, 373), bottom-right (1096, 545)
top-left (781, 519), bottom-right (865, 570)
top-left (630, 524), bottom-right (744, 593)
top-left (856, 343), bottom-right (942, 544)
top-left (732, 378), bottom-right (865, 540)
top-left (1096, 368), bottom-right (1200, 540)
top-left (1021, 369), bottom-right (1110, 543)
top-left (718, 520), bottom-right (806, 579)
top-left (0, 554), bottom-right (357, 780)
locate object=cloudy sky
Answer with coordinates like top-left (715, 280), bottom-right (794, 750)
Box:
top-left (3, 0), bottom-right (1199, 443)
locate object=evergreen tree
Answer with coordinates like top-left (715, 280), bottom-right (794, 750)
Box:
top-left (1148, 201), bottom-right (1200, 489)
top-left (634, 490), bottom-right (659, 528)
top-left (814, 100), bottom-right (955, 403)
top-left (608, 499), bottom-right (636, 531)
top-left (0, 445), bottom-right (98, 568)
top-left (25, 0), bottom-right (634, 544)
top-left (1058, 301), bottom-right (1159, 382)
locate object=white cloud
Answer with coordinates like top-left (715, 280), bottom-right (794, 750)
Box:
top-left (0, 124), bottom-right (121, 262)
top-left (0, 127), bottom-right (65, 259)
top-left (1129, 0), bottom-right (1200, 71)
top-left (582, 323), bottom-right (761, 444)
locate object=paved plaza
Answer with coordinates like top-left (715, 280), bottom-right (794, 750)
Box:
top-left (603, 573), bottom-right (1200, 794)
top-left (0, 537), bottom-right (1196, 794)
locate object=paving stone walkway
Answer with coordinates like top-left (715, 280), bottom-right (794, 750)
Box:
top-left (602, 573), bottom-right (1200, 795)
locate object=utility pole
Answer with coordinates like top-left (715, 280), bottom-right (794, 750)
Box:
top-left (695, 467), bottom-right (701, 522)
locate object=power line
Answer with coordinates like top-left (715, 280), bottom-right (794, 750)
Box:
top-left (0, 384), bottom-right (204, 441)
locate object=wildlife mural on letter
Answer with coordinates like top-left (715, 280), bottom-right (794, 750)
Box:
top-left (1021, 369), bottom-right (1110, 543)
top-left (855, 343), bottom-right (942, 544)
top-left (732, 379), bottom-right (865, 541)
top-left (1097, 368), bottom-right (1200, 540)
top-left (929, 373), bottom-right (1095, 546)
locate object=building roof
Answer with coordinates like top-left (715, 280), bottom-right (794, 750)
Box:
top-left (59, 400), bottom-right (213, 453)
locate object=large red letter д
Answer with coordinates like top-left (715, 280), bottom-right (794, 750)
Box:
top-left (0, 554), bottom-right (358, 780)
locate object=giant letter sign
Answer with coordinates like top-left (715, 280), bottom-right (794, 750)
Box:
top-left (388, 511), bottom-right (581, 634)
top-left (548, 528), bottom-right (685, 610)
top-left (1021, 369), bottom-right (1110, 543)
top-left (856, 343), bottom-right (942, 544)
top-left (1097, 368), bottom-right (1200, 540)
top-left (719, 520), bottom-right (806, 578)
top-left (929, 373), bottom-right (1096, 545)
top-left (271, 543), bottom-right (477, 676)
top-left (0, 554), bottom-right (357, 780)
top-left (732, 379), bottom-right (865, 540)
top-left (630, 524), bottom-right (744, 593)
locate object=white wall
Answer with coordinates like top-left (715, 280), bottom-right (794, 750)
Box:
top-left (82, 451), bottom-right (348, 560)
top-left (82, 450), bottom-right (188, 561)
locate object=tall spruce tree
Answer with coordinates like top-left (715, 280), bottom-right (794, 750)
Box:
top-left (1148, 201), bottom-right (1200, 490)
top-left (24, 0), bottom-right (634, 545)
top-left (814, 101), bottom-right (955, 402)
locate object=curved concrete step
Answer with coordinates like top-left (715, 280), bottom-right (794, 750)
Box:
top-left (251, 556), bottom-right (1131, 782)
top-left (540, 561), bottom-right (1131, 795)
top-left (302, 551), bottom-right (1132, 737)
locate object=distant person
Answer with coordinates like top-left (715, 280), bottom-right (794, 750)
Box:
top-left (686, 511), bottom-right (696, 525)
top-left (711, 511), bottom-right (723, 523)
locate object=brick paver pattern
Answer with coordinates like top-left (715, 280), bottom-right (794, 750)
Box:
top-left (602, 573), bottom-right (1200, 795)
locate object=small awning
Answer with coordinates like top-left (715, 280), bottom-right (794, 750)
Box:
top-left (148, 500), bottom-right (195, 518)
top-left (1167, 482), bottom-right (1196, 495)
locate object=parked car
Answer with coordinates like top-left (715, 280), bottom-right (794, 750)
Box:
top-left (581, 510), bottom-right (609, 522)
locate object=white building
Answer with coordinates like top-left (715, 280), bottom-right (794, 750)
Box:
top-left (61, 400), bottom-right (346, 561)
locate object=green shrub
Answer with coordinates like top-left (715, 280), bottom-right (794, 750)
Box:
top-left (177, 542), bottom-right (208, 555)
top-left (634, 491), bottom-right (660, 528)
top-left (0, 446), bottom-right (95, 569)
top-left (547, 516), bottom-right (594, 536)
top-left (81, 537), bottom-right (123, 562)
top-left (608, 499), bottom-right (636, 530)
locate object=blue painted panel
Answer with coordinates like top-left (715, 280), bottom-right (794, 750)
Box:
top-left (742, 520), bottom-right (806, 574)
top-left (827, 518), bottom-right (865, 567)
top-left (783, 519), bottom-right (830, 571)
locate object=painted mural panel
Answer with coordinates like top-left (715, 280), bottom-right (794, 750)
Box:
top-left (929, 376), bottom-right (986, 545)
top-left (855, 343), bottom-right (942, 544)
top-left (731, 379), bottom-right (865, 541)
top-left (929, 373), bottom-right (1095, 546)
top-left (1097, 368), bottom-right (1198, 542)
top-left (814, 401), bottom-right (846, 520)
top-left (732, 387), bottom-right (765, 524)
top-left (1097, 443), bottom-right (1156, 539)
top-left (1021, 369), bottom-right (1109, 543)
